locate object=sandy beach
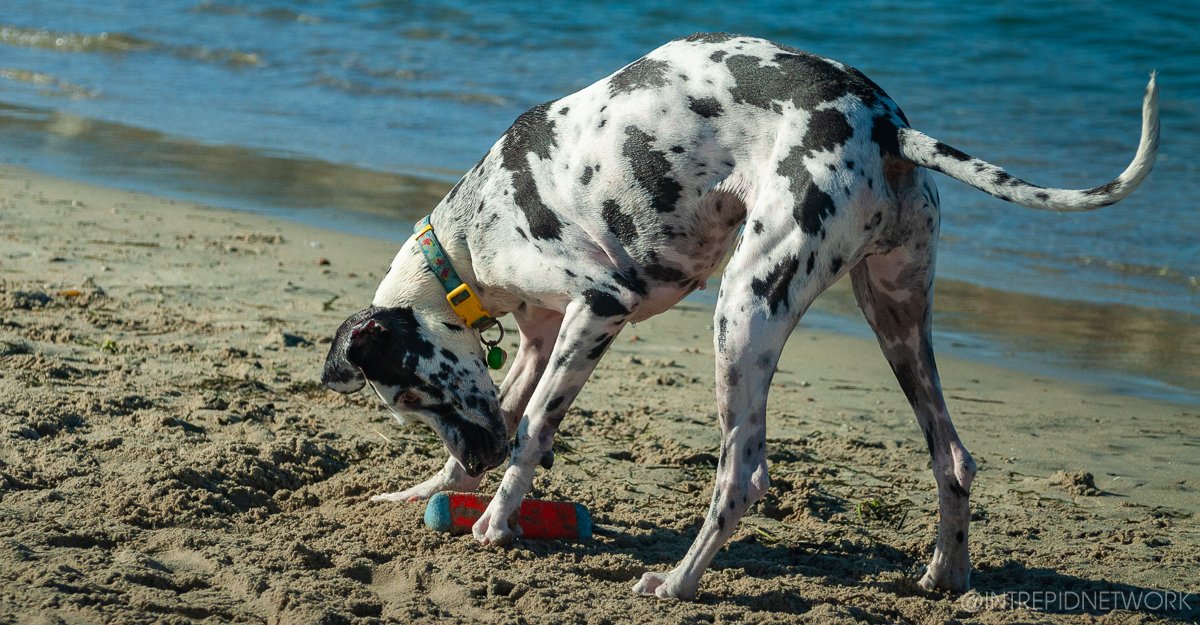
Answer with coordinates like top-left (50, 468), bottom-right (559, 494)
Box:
top-left (1, 164), bottom-right (1197, 624)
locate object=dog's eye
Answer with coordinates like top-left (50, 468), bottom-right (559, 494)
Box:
top-left (398, 391), bottom-right (421, 407)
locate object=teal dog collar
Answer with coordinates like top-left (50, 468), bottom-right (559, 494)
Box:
top-left (413, 216), bottom-right (507, 369)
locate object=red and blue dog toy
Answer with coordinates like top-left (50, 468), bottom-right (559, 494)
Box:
top-left (424, 492), bottom-right (591, 540)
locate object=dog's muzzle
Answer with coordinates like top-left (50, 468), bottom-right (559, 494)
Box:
top-left (453, 423), bottom-right (510, 477)
top-left (463, 445), bottom-right (507, 477)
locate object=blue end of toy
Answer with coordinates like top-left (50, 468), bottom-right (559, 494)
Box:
top-left (574, 503), bottom-right (592, 540)
top-left (424, 492), bottom-right (452, 533)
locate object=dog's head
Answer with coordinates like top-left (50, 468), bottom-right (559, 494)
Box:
top-left (322, 304), bottom-right (507, 476)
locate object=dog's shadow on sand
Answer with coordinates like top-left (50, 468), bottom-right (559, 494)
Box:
top-left (535, 526), bottom-right (1197, 620)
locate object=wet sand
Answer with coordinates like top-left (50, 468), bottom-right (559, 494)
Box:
top-left (1, 164), bottom-right (1197, 623)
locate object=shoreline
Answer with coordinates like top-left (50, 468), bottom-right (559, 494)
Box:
top-left (2, 99), bottom-right (1196, 402)
top-left (2, 164), bottom-right (1198, 623)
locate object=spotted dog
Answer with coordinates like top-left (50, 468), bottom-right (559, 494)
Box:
top-left (323, 33), bottom-right (1159, 600)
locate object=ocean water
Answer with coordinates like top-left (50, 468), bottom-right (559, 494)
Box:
top-left (0, 1), bottom-right (1197, 401)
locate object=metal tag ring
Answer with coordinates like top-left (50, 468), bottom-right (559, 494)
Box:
top-left (480, 322), bottom-right (505, 347)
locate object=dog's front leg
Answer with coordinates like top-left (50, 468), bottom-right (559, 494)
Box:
top-left (474, 298), bottom-right (629, 546)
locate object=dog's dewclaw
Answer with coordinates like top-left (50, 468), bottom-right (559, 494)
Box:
top-left (425, 492), bottom-right (592, 540)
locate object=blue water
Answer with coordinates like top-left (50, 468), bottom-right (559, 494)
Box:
top-left (1, 1), bottom-right (1198, 400)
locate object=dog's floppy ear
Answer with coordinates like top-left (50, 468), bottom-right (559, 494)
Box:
top-left (321, 307), bottom-right (382, 393)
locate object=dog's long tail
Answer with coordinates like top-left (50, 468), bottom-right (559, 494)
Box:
top-left (896, 74), bottom-right (1159, 212)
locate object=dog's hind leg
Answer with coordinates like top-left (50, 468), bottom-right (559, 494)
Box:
top-left (634, 200), bottom-right (841, 599)
top-left (849, 233), bottom-right (976, 592)
top-left (372, 306), bottom-right (562, 503)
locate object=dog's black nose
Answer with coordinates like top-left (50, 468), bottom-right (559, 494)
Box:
top-left (463, 443), bottom-right (507, 477)
top-left (465, 459), bottom-right (494, 478)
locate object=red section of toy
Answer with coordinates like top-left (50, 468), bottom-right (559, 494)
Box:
top-left (424, 492), bottom-right (592, 540)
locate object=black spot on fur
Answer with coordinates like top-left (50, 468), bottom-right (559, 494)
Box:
top-left (502, 101), bottom-right (557, 168)
top-left (587, 334), bottom-right (615, 361)
top-left (623, 126), bottom-right (683, 213)
top-left (671, 145), bottom-right (686, 153)
top-left (718, 514), bottom-right (726, 531)
top-left (580, 165), bottom-right (594, 186)
top-left (547, 396), bottom-right (564, 412)
top-left (687, 96), bottom-right (725, 118)
top-left (710, 50), bottom-right (728, 63)
top-left (645, 262), bottom-right (688, 284)
top-left (893, 361), bottom-right (923, 410)
top-left (870, 116), bottom-right (901, 157)
top-left (725, 51), bottom-right (888, 114)
top-left (611, 269), bottom-right (648, 297)
top-left (1035, 191), bottom-right (1050, 201)
top-left (583, 289), bottom-right (630, 318)
top-left (934, 142), bottom-right (972, 162)
top-left (609, 57), bottom-right (672, 97)
top-left (680, 32), bottom-right (738, 44)
top-left (830, 257), bottom-right (843, 275)
top-left (539, 451), bottom-right (554, 470)
top-left (510, 169), bottom-right (561, 240)
top-left (446, 179), bottom-right (464, 203)
top-left (751, 257), bottom-right (800, 315)
top-left (797, 183), bottom-right (836, 236)
top-left (564, 269), bottom-right (576, 278)
top-left (753, 220), bottom-right (764, 234)
top-left (442, 322), bottom-right (465, 332)
top-left (956, 530), bottom-right (964, 544)
top-left (922, 424), bottom-right (936, 462)
top-left (558, 106), bottom-right (569, 115)
top-left (949, 481), bottom-right (969, 498)
top-left (777, 147), bottom-right (837, 235)
top-left (501, 102), bottom-right (563, 240)
top-left (806, 252), bottom-right (816, 274)
top-left (802, 108), bottom-right (854, 156)
top-left (1084, 179), bottom-right (1121, 196)
top-left (515, 227), bottom-right (528, 240)
top-left (601, 199), bottom-right (638, 245)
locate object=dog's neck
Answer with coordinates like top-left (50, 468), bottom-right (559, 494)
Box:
top-left (372, 212), bottom-right (499, 331)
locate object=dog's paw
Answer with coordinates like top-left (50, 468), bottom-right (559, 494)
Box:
top-left (633, 570), bottom-right (698, 600)
top-left (369, 491), bottom-right (417, 503)
top-left (369, 482), bottom-right (442, 502)
top-left (917, 561), bottom-right (970, 593)
top-left (372, 468), bottom-right (482, 503)
top-left (472, 498), bottom-right (522, 546)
